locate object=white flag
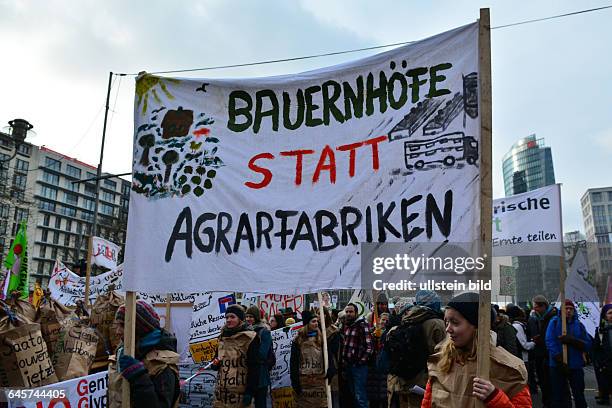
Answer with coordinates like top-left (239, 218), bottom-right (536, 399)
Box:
top-left (91, 236), bottom-right (120, 269)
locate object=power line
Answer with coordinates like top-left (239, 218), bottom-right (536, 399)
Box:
top-left (118, 4), bottom-right (612, 76)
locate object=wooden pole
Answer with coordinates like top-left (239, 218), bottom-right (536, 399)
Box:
top-left (317, 292), bottom-right (333, 407)
top-left (84, 235), bottom-right (93, 308)
top-left (164, 293), bottom-right (172, 331)
top-left (557, 184), bottom-right (568, 363)
top-left (477, 7), bottom-right (493, 386)
top-left (122, 291), bottom-right (136, 408)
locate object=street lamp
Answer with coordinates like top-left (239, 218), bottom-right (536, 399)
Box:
top-left (0, 118), bottom-right (33, 163)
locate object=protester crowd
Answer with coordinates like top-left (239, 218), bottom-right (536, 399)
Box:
top-left (2, 288), bottom-right (612, 408)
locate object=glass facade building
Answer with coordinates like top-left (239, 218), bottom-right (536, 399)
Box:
top-left (502, 135), bottom-right (555, 196)
top-left (502, 134), bottom-right (558, 302)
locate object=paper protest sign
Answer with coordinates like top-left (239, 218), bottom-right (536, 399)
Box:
top-left (270, 324), bottom-right (301, 389)
top-left (178, 363), bottom-right (217, 407)
top-left (124, 22), bottom-right (482, 293)
top-left (492, 184), bottom-right (562, 256)
top-left (189, 292), bottom-right (235, 363)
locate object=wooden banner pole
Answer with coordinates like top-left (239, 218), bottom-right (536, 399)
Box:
top-left (164, 293), bottom-right (172, 331)
top-left (477, 7), bottom-right (493, 390)
top-left (122, 291), bottom-right (137, 408)
top-left (557, 184), bottom-right (568, 363)
top-left (84, 235), bottom-right (93, 308)
top-left (317, 292), bottom-right (333, 407)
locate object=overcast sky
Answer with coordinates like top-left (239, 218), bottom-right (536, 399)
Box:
top-left (1, 0), bottom-right (610, 233)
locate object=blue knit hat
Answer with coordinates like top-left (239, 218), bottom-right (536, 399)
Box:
top-left (415, 290), bottom-right (441, 311)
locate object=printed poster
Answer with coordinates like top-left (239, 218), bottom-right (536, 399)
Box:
top-left (189, 292), bottom-right (236, 363)
top-left (492, 184), bottom-right (562, 256)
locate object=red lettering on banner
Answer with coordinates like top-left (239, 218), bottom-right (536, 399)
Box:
top-left (244, 135), bottom-right (388, 189)
top-left (48, 398), bottom-right (71, 408)
top-left (245, 153), bottom-right (275, 189)
top-left (77, 378), bottom-right (88, 395)
top-left (280, 149), bottom-right (315, 186)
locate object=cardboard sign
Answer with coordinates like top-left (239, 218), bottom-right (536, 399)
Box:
top-left (124, 22), bottom-right (481, 293)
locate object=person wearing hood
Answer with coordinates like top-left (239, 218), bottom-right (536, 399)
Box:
top-left (593, 303), bottom-right (612, 405)
top-left (212, 304), bottom-right (260, 407)
top-left (341, 302), bottom-right (373, 408)
top-left (290, 310), bottom-right (336, 407)
top-left (527, 294), bottom-right (557, 406)
top-left (245, 306), bottom-right (273, 408)
top-left (385, 290), bottom-right (445, 408)
top-left (545, 299), bottom-right (592, 408)
top-left (109, 300), bottom-right (180, 408)
top-left (422, 292), bottom-right (531, 408)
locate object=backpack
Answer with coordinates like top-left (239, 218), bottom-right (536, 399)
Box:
top-left (254, 326), bottom-right (276, 371)
top-left (384, 321), bottom-right (428, 379)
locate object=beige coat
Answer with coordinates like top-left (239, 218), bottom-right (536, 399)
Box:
top-left (213, 330), bottom-right (256, 408)
top-left (426, 338), bottom-right (528, 408)
top-left (295, 336), bottom-right (326, 408)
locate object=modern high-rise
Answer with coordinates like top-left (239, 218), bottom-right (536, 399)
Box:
top-left (0, 121), bottom-right (130, 289)
top-left (502, 134), bottom-right (558, 302)
top-left (502, 134), bottom-right (555, 196)
top-left (581, 187), bottom-right (612, 299)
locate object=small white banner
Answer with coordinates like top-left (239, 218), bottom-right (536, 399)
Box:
top-left (49, 260), bottom-right (123, 306)
top-left (564, 249), bottom-right (600, 337)
top-left (5, 371), bottom-right (107, 408)
top-left (91, 236), bottom-right (120, 270)
top-left (492, 184), bottom-right (562, 257)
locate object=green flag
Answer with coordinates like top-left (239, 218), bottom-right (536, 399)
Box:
top-left (3, 221), bottom-right (29, 299)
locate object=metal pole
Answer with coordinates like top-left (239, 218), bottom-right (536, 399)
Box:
top-left (92, 71), bottom-right (113, 240)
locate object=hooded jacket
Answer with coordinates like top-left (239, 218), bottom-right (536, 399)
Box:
top-left (545, 308), bottom-right (592, 369)
top-left (421, 337), bottom-right (531, 408)
top-left (108, 329), bottom-right (180, 408)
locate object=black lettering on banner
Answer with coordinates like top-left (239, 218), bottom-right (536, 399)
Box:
top-left (165, 207), bottom-right (193, 261)
top-left (226, 63), bottom-right (453, 133)
top-left (163, 191), bottom-right (456, 260)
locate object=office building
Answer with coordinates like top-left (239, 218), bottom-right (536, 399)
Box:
top-left (0, 121), bottom-right (130, 289)
top-left (502, 134), bottom-right (558, 302)
top-left (581, 187), bottom-right (612, 298)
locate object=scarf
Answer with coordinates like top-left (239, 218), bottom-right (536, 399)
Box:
top-left (221, 322), bottom-right (249, 338)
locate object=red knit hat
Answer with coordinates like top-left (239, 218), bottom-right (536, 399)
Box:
top-left (115, 300), bottom-right (161, 335)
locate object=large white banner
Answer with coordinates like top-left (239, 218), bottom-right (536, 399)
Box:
top-left (5, 371), bottom-right (107, 408)
top-left (492, 184), bottom-right (562, 257)
top-left (124, 22), bottom-right (481, 293)
top-left (91, 236), bottom-right (120, 270)
top-left (49, 260), bottom-right (123, 306)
